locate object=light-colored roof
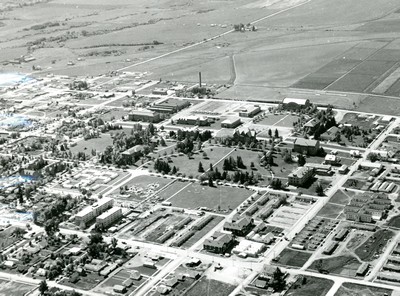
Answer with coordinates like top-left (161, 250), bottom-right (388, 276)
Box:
top-left (294, 138), bottom-right (319, 147)
top-left (97, 207), bottom-right (121, 220)
top-left (282, 97), bottom-right (308, 105)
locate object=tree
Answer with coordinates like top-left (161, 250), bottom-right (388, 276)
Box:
top-left (111, 237), bottom-right (118, 250)
top-left (160, 137), bottom-right (166, 146)
top-left (268, 129), bottom-right (272, 137)
top-left (274, 128), bottom-right (279, 138)
top-left (368, 152), bottom-right (378, 162)
top-left (270, 178), bottom-right (282, 190)
top-left (209, 163), bottom-right (213, 171)
top-left (271, 267), bottom-right (286, 292)
top-left (198, 162), bottom-right (204, 173)
top-left (316, 183), bottom-right (324, 196)
top-left (39, 280), bottom-right (48, 295)
top-left (297, 154), bottom-right (306, 166)
top-left (208, 177), bottom-right (214, 187)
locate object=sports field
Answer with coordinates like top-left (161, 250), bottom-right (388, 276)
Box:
top-left (168, 183), bottom-right (253, 212)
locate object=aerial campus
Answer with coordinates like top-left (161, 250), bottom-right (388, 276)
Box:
top-left (3, 1), bottom-right (400, 296)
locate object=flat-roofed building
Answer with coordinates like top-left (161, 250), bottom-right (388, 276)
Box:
top-left (96, 207), bottom-right (122, 228)
top-left (293, 138), bottom-right (320, 155)
top-left (149, 98), bottom-right (190, 114)
top-left (288, 166), bottom-right (314, 186)
top-left (221, 117), bottom-right (241, 128)
top-left (238, 105), bottom-right (261, 117)
top-left (128, 110), bottom-right (161, 123)
top-left (75, 197), bottom-right (114, 227)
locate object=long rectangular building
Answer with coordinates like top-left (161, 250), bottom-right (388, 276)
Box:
top-left (96, 207), bottom-right (122, 228)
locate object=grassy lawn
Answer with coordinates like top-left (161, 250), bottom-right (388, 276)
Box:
top-left (354, 229), bottom-right (394, 261)
top-left (150, 146), bottom-right (233, 177)
top-left (0, 227), bottom-right (24, 251)
top-left (214, 148), bottom-right (277, 185)
top-left (157, 181), bottom-right (191, 201)
top-left (168, 183), bottom-right (253, 213)
top-left (309, 255), bottom-right (361, 276)
top-left (387, 215), bottom-right (400, 228)
top-left (70, 134), bottom-right (113, 154)
top-left (256, 114), bottom-right (298, 128)
top-left (275, 249), bottom-right (312, 268)
top-left (334, 282), bottom-right (392, 296)
top-left (317, 203), bottom-right (344, 219)
top-left (61, 271), bottom-right (103, 290)
top-left (330, 190), bottom-right (351, 205)
top-left (270, 153), bottom-right (299, 179)
top-left (184, 278), bottom-right (235, 296)
top-left (285, 276), bottom-right (333, 296)
top-left (294, 177), bottom-right (331, 196)
top-left (0, 280), bottom-right (35, 296)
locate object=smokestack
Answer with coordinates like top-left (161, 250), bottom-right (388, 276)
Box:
top-left (199, 72), bottom-right (202, 88)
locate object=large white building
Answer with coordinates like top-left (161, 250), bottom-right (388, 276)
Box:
top-left (96, 207), bottom-right (122, 228)
top-left (75, 197), bottom-right (114, 227)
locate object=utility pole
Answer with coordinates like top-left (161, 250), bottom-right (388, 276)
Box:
top-left (199, 72), bottom-right (202, 88)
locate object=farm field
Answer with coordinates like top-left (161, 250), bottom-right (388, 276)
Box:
top-left (168, 183), bottom-right (253, 212)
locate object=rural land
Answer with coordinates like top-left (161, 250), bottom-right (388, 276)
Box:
top-left (1, 0), bottom-right (400, 296)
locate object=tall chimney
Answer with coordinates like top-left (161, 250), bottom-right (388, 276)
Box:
top-left (199, 72), bottom-right (202, 88)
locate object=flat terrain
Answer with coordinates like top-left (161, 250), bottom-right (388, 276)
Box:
top-left (168, 183), bottom-right (252, 212)
top-left (334, 282), bottom-right (393, 296)
top-left (0, 280), bottom-right (35, 296)
top-left (276, 248), bottom-right (312, 268)
top-left (0, 0), bottom-right (399, 112)
top-left (286, 276), bottom-right (334, 296)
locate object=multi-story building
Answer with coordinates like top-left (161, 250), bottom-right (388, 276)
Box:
top-left (288, 167), bottom-right (314, 186)
top-left (203, 232), bottom-right (235, 254)
top-left (128, 110), bottom-right (161, 123)
top-left (223, 215), bottom-right (254, 236)
top-left (96, 207), bottom-right (122, 228)
top-left (293, 138), bottom-right (320, 156)
top-left (344, 194), bottom-right (392, 223)
top-left (75, 197), bottom-right (114, 227)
